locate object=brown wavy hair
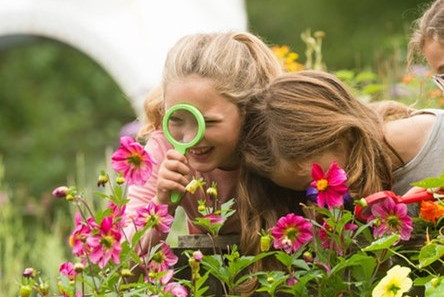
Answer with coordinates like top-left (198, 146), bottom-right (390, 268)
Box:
top-left (238, 71), bottom-right (414, 286)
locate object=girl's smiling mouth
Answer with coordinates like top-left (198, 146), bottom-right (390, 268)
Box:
top-left (189, 146), bottom-right (212, 156)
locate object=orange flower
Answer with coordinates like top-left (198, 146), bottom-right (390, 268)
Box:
top-left (271, 46), bottom-right (289, 58)
top-left (420, 200), bottom-right (444, 224)
top-left (272, 45), bottom-right (304, 72)
top-left (428, 89), bottom-right (442, 98)
top-left (402, 74), bottom-right (413, 84)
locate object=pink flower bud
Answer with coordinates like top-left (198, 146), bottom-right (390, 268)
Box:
top-left (303, 251), bottom-right (313, 263)
top-left (52, 186), bottom-right (68, 198)
top-left (193, 250), bottom-right (203, 262)
top-left (22, 267), bottom-right (36, 278)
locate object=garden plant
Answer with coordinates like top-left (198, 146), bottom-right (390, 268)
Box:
top-left (10, 30), bottom-right (444, 297)
top-left (16, 135), bottom-right (444, 297)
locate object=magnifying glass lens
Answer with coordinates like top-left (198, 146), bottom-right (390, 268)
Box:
top-left (162, 103), bottom-right (206, 203)
top-left (167, 110), bottom-right (199, 144)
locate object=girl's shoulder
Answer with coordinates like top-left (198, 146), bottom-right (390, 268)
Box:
top-left (385, 112), bottom-right (437, 164)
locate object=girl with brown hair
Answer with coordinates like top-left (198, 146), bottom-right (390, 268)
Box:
top-left (238, 70), bottom-right (444, 268)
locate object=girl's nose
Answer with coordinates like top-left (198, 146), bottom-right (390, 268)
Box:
top-left (182, 129), bottom-right (197, 143)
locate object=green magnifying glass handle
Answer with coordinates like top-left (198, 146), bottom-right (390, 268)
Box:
top-left (171, 191), bottom-right (182, 204)
top-left (162, 103), bottom-right (206, 204)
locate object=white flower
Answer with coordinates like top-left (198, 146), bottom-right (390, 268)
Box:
top-left (372, 265), bottom-right (412, 297)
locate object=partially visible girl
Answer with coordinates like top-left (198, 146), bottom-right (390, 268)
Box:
top-left (408, 0), bottom-right (444, 74)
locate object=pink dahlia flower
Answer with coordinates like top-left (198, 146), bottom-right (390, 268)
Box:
top-left (164, 282), bottom-right (188, 297)
top-left (69, 213), bottom-right (93, 257)
top-left (367, 197), bottom-right (413, 241)
top-left (87, 216), bottom-right (122, 269)
top-left (310, 162), bottom-right (348, 209)
top-left (148, 241), bottom-right (178, 272)
top-left (271, 213), bottom-right (313, 253)
top-left (134, 202), bottom-right (173, 234)
top-left (111, 136), bottom-right (157, 185)
top-left (107, 202), bottom-right (127, 228)
top-left (59, 262), bottom-right (76, 280)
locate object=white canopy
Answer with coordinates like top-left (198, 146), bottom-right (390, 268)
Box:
top-left (0, 0), bottom-right (247, 116)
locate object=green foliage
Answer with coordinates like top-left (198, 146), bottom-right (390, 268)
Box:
top-left (247, 0), bottom-right (425, 70)
top-left (0, 37), bottom-right (135, 202)
top-left (0, 159), bottom-right (68, 296)
top-left (412, 172), bottom-right (444, 189)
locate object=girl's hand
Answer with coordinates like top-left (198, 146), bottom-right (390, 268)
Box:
top-left (156, 149), bottom-right (191, 205)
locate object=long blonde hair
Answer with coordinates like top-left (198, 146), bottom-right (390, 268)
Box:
top-left (138, 85), bottom-right (163, 140)
top-left (408, 0), bottom-right (444, 67)
top-left (238, 70), bottom-right (404, 272)
top-left (138, 31), bottom-right (282, 140)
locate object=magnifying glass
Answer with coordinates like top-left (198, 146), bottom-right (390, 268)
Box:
top-left (162, 103), bottom-right (206, 203)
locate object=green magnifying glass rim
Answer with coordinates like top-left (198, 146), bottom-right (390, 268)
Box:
top-left (162, 103), bottom-right (206, 154)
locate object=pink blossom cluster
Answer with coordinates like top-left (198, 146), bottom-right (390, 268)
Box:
top-left (270, 161), bottom-right (414, 258)
top-left (68, 202), bottom-right (126, 269)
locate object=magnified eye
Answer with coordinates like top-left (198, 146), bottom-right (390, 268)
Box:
top-left (169, 116), bottom-right (184, 125)
top-left (167, 109), bottom-right (200, 144)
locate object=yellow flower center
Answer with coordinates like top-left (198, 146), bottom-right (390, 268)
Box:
top-left (316, 179), bottom-right (328, 191)
top-left (285, 227), bottom-right (298, 240)
top-left (127, 154), bottom-right (142, 166)
top-left (386, 282), bottom-right (400, 294)
top-left (152, 252), bottom-right (165, 263)
top-left (387, 215), bottom-right (400, 228)
top-left (148, 214), bottom-right (159, 226)
top-left (101, 235), bottom-right (115, 248)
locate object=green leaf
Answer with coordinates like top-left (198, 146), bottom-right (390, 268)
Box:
top-left (231, 252), bottom-right (275, 285)
top-left (275, 251), bottom-right (293, 267)
top-left (192, 271), bottom-right (210, 297)
top-left (94, 191), bottom-right (109, 199)
top-left (330, 254), bottom-right (369, 275)
top-left (424, 276), bottom-right (444, 297)
top-left (411, 175), bottom-right (444, 189)
top-left (413, 275), bottom-right (434, 286)
top-left (355, 71), bottom-right (377, 82)
top-left (362, 234), bottom-right (400, 252)
top-left (280, 271), bottom-right (320, 295)
top-left (330, 253), bottom-right (374, 276)
top-left (334, 70), bottom-right (355, 82)
top-left (201, 255), bottom-right (230, 284)
top-left (418, 243), bottom-right (444, 268)
top-left (256, 271), bottom-right (287, 295)
top-left (362, 83), bottom-right (385, 94)
top-left (292, 259), bottom-right (310, 271)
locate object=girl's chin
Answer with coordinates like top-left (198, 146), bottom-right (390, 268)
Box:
top-left (188, 160), bottom-right (216, 173)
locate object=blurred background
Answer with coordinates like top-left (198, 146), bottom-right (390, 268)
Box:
top-left (0, 0), bottom-right (441, 295)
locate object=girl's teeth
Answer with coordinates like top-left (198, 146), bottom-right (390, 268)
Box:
top-left (190, 147), bottom-right (210, 155)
